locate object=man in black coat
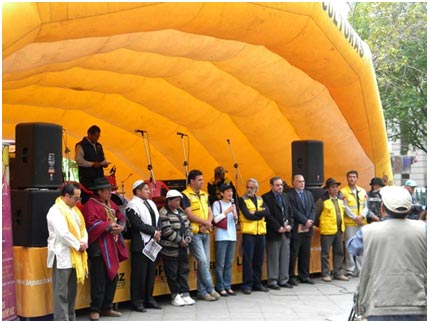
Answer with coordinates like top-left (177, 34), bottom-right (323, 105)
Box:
top-left (286, 174), bottom-right (316, 285)
top-left (262, 176), bottom-right (294, 289)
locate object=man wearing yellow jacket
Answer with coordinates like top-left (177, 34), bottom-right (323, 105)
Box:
top-left (181, 169), bottom-right (220, 302)
top-left (315, 178), bottom-right (349, 282)
top-left (340, 170), bottom-right (368, 278)
top-left (238, 178), bottom-right (270, 295)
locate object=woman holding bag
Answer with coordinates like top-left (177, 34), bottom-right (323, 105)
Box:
top-left (212, 183), bottom-right (238, 296)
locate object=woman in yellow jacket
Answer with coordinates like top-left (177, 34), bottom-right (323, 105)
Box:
top-left (314, 178), bottom-right (349, 282)
top-left (238, 178), bottom-right (270, 295)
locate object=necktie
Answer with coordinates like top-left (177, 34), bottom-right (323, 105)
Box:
top-left (276, 194), bottom-right (284, 215)
top-left (144, 200), bottom-right (156, 226)
top-left (299, 191), bottom-right (305, 204)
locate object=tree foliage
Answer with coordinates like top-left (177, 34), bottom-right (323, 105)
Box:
top-left (349, 2), bottom-right (427, 153)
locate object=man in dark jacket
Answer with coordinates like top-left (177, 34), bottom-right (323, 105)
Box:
top-left (75, 125), bottom-right (109, 203)
top-left (262, 176), bottom-right (294, 289)
top-left (286, 174), bottom-right (316, 285)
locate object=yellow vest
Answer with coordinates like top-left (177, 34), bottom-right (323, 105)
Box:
top-left (239, 195), bottom-right (266, 235)
top-left (319, 197), bottom-right (345, 235)
top-left (182, 186), bottom-right (210, 234)
top-left (340, 185), bottom-right (368, 227)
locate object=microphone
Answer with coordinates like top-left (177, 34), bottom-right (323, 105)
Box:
top-left (231, 198), bottom-right (235, 204)
top-left (134, 129), bottom-right (146, 134)
top-left (177, 132), bottom-right (188, 136)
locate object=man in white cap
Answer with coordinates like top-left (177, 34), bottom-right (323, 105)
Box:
top-left (126, 180), bottom-right (162, 312)
top-left (347, 186), bottom-right (427, 321)
top-left (403, 179), bottom-right (423, 220)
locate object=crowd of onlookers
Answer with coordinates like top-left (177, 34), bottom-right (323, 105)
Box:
top-left (46, 125), bottom-right (427, 321)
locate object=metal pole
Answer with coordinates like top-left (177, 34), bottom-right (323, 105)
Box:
top-left (177, 132), bottom-right (189, 184)
top-left (226, 139), bottom-right (244, 188)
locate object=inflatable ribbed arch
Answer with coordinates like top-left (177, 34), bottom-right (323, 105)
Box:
top-left (3, 2), bottom-right (392, 197)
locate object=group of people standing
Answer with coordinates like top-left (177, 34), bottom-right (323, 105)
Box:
top-left (46, 125), bottom-right (426, 321)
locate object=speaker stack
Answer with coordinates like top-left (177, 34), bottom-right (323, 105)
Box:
top-left (291, 140), bottom-right (325, 201)
top-left (11, 123), bottom-right (62, 247)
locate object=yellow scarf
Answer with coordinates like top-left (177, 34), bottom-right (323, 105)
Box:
top-left (55, 197), bottom-right (88, 284)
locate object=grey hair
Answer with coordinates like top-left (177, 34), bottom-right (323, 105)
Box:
top-left (247, 178), bottom-right (259, 192)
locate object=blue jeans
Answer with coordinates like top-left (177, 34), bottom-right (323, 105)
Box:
top-left (189, 233), bottom-right (214, 297)
top-left (215, 240), bottom-right (236, 291)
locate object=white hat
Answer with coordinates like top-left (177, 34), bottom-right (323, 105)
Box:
top-left (380, 186), bottom-right (412, 214)
top-left (132, 179), bottom-right (145, 191)
top-left (166, 189), bottom-right (183, 199)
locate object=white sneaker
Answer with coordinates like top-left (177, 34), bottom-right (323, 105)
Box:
top-left (171, 294), bottom-right (186, 306)
top-left (181, 294), bottom-right (195, 306)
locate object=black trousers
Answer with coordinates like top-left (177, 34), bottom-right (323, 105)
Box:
top-left (130, 252), bottom-right (156, 306)
top-left (162, 248), bottom-right (191, 298)
top-left (241, 234), bottom-right (266, 290)
top-left (289, 233), bottom-right (312, 280)
top-left (88, 256), bottom-right (118, 313)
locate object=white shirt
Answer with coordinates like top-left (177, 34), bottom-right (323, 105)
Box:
top-left (46, 203), bottom-right (88, 269)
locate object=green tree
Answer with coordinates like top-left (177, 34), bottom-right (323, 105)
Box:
top-left (349, 2), bottom-right (427, 153)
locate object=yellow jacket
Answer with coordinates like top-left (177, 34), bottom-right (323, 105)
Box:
top-left (340, 185), bottom-right (368, 227)
top-left (182, 186), bottom-right (210, 234)
top-left (239, 195), bottom-right (267, 235)
top-left (317, 194), bottom-right (345, 235)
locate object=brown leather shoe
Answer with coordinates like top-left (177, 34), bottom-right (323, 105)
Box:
top-left (101, 309), bottom-right (122, 317)
top-left (89, 312), bottom-right (99, 321)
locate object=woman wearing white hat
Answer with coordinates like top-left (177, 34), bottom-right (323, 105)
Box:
top-left (159, 190), bottom-right (195, 306)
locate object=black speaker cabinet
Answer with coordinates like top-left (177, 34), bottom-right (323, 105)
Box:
top-left (11, 189), bottom-right (59, 247)
top-left (12, 123), bottom-right (63, 189)
top-left (292, 140), bottom-right (324, 187)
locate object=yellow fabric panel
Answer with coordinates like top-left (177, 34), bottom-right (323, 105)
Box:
top-left (2, 2), bottom-right (393, 197)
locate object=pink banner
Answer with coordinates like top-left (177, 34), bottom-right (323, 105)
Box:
top-left (2, 144), bottom-right (17, 320)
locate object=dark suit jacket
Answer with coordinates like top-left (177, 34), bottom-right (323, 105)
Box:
top-left (126, 207), bottom-right (161, 253)
top-left (262, 191), bottom-right (293, 240)
top-left (286, 189), bottom-right (316, 239)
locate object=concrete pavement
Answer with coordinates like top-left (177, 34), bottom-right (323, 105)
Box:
top-left (76, 275), bottom-right (358, 321)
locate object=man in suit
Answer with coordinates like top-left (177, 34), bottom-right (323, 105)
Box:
top-left (262, 176), bottom-right (294, 289)
top-left (286, 174), bottom-right (316, 285)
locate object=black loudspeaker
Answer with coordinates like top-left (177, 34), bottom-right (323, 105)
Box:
top-left (292, 140), bottom-right (324, 187)
top-left (11, 189), bottom-right (59, 247)
top-left (12, 123), bottom-right (63, 189)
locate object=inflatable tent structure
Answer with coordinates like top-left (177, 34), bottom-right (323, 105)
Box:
top-left (3, 2), bottom-right (393, 196)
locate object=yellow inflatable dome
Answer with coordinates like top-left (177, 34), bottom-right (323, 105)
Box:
top-left (3, 2), bottom-right (392, 196)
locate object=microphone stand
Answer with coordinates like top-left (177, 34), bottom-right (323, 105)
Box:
top-left (62, 129), bottom-right (71, 182)
top-left (136, 131), bottom-right (157, 198)
top-left (178, 133), bottom-right (189, 185)
top-left (226, 139), bottom-right (243, 193)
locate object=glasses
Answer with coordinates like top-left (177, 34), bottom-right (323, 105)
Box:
top-left (70, 195), bottom-right (81, 201)
top-left (246, 186), bottom-right (256, 189)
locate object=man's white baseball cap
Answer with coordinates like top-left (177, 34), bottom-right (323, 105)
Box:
top-left (380, 186), bottom-right (412, 214)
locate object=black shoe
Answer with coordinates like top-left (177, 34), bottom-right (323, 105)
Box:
top-left (132, 304), bottom-right (147, 312)
top-left (279, 283), bottom-right (294, 288)
top-left (289, 277), bottom-right (300, 286)
top-left (300, 277), bottom-right (315, 285)
top-left (268, 284), bottom-right (281, 290)
top-left (242, 288), bottom-right (252, 295)
top-left (145, 301), bottom-right (162, 309)
top-left (253, 285), bottom-right (269, 292)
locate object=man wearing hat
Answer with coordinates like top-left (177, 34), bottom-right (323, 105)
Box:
top-left (207, 166), bottom-right (237, 205)
top-left (366, 177), bottom-right (385, 223)
top-left (126, 180), bottom-right (162, 312)
top-left (82, 177), bottom-right (128, 321)
top-left (315, 178), bottom-right (348, 282)
top-left (403, 179), bottom-right (423, 220)
top-left (159, 189), bottom-right (195, 306)
top-left (347, 186), bottom-right (427, 321)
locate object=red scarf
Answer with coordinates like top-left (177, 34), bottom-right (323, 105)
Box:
top-left (82, 196), bottom-right (128, 280)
